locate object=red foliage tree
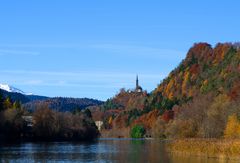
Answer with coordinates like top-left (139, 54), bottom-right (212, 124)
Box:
top-left (162, 110), bottom-right (174, 122)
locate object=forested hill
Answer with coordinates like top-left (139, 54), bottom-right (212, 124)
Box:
top-left (24, 97), bottom-right (103, 112)
top-left (0, 89), bottom-right (103, 112)
top-left (147, 42), bottom-right (240, 138)
top-left (0, 89), bottom-right (47, 103)
top-left (97, 42), bottom-right (240, 138)
top-left (149, 42), bottom-right (240, 111)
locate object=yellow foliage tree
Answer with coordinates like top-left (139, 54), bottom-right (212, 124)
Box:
top-left (108, 116), bottom-right (113, 125)
top-left (224, 114), bottom-right (240, 139)
top-left (182, 71), bottom-right (190, 96)
top-left (3, 97), bottom-right (12, 109)
top-left (168, 91), bottom-right (174, 100)
top-left (165, 78), bottom-right (174, 98)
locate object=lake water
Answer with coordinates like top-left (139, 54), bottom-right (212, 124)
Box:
top-left (0, 138), bottom-right (236, 163)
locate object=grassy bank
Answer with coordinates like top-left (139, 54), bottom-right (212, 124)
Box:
top-left (167, 139), bottom-right (240, 160)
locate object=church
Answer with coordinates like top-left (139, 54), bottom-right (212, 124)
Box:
top-left (135, 75), bottom-right (143, 93)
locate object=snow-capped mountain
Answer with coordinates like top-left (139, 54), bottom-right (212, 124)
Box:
top-left (0, 84), bottom-right (33, 95)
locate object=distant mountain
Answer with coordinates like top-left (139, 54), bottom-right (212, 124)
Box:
top-left (24, 97), bottom-right (104, 112)
top-left (0, 89), bottom-right (31, 103)
top-left (0, 85), bottom-right (49, 103)
top-left (0, 84), bottom-right (103, 112)
top-left (0, 84), bottom-right (33, 95)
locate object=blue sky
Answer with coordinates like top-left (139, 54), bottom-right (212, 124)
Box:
top-left (0, 0), bottom-right (239, 100)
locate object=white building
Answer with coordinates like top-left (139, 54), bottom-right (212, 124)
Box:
top-left (95, 121), bottom-right (103, 131)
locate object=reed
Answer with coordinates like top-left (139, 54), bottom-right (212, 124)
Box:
top-left (168, 139), bottom-right (240, 159)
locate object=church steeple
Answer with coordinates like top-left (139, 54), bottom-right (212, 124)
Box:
top-left (136, 75), bottom-right (139, 89)
top-left (135, 75), bottom-right (142, 92)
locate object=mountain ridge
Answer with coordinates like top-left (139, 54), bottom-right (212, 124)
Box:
top-left (0, 85), bottom-right (103, 112)
top-left (0, 83), bottom-right (33, 95)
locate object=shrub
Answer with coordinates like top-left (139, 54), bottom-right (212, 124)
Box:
top-left (130, 125), bottom-right (145, 138)
top-left (151, 117), bottom-right (166, 138)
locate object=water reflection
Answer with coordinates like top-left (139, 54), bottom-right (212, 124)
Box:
top-left (0, 139), bottom-right (237, 163)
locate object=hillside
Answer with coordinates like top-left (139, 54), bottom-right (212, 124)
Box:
top-left (152, 43), bottom-right (240, 105)
top-left (24, 97), bottom-right (103, 112)
top-left (0, 87), bottom-right (103, 112)
top-left (0, 89), bottom-right (37, 103)
top-left (97, 42), bottom-right (240, 138)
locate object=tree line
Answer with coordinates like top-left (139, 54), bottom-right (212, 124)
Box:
top-left (0, 95), bottom-right (99, 141)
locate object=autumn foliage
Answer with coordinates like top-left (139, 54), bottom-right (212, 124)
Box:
top-left (224, 114), bottom-right (240, 139)
top-left (95, 42), bottom-right (240, 139)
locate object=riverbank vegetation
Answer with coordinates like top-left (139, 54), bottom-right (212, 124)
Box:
top-left (152, 93), bottom-right (240, 139)
top-left (0, 95), bottom-right (99, 141)
top-left (130, 125), bottom-right (145, 138)
top-left (168, 139), bottom-right (240, 159)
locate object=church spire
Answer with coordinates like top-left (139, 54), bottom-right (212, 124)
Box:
top-left (136, 75), bottom-right (139, 89)
top-left (135, 75), bottom-right (142, 92)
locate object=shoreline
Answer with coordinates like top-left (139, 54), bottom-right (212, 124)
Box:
top-left (167, 139), bottom-right (240, 160)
